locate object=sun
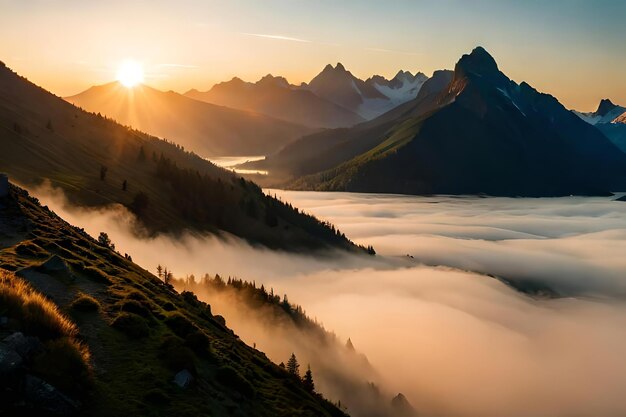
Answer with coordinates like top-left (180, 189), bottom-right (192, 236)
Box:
top-left (116, 60), bottom-right (144, 88)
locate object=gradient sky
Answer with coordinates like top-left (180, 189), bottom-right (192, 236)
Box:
top-left (1, 0), bottom-right (624, 110)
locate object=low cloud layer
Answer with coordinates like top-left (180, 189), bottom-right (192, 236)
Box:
top-left (32, 183), bottom-right (626, 416)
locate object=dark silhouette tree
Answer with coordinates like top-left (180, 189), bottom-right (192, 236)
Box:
top-left (98, 232), bottom-right (115, 250)
top-left (156, 265), bottom-right (163, 280)
top-left (129, 191), bottom-right (149, 217)
top-left (302, 365), bottom-right (314, 392)
top-left (137, 146), bottom-right (146, 162)
top-left (100, 165), bottom-right (108, 181)
top-left (286, 353), bottom-right (300, 377)
top-left (122, 179), bottom-right (128, 191)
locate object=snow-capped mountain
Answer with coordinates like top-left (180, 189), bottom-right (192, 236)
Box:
top-left (574, 98), bottom-right (626, 125)
top-left (366, 70), bottom-right (429, 108)
top-left (573, 99), bottom-right (626, 153)
top-left (302, 64), bottom-right (429, 119)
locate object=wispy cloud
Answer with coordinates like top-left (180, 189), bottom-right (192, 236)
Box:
top-left (241, 32), bottom-right (312, 43)
top-left (365, 47), bottom-right (422, 56)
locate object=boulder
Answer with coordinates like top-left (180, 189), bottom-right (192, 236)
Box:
top-left (173, 369), bottom-right (194, 388)
top-left (23, 374), bottom-right (80, 415)
top-left (40, 255), bottom-right (71, 274)
top-left (0, 344), bottom-right (23, 376)
top-left (3, 332), bottom-right (41, 358)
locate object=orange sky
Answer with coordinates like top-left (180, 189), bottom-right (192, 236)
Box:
top-left (1, 1), bottom-right (625, 111)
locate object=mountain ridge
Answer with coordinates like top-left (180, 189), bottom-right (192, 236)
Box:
top-left (284, 47), bottom-right (626, 196)
top-left (65, 81), bottom-right (311, 157)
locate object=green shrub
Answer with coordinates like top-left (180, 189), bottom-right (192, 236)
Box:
top-left (71, 293), bottom-right (100, 312)
top-left (111, 312), bottom-right (149, 338)
top-left (185, 330), bottom-right (210, 355)
top-left (83, 266), bottom-right (111, 283)
top-left (32, 338), bottom-right (92, 396)
top-left (119, 299), bottom-right (152, 318)
top-left (143, 388), bottom-right (170, 405)
top-left (217, 366), bottom-right (255, 398)
top-left (158, 336), bottom-right (196, 373)
top-left (164, 312), bottom-right (196, 338)
top-left (15, 241), bottom-right (47, 258)
top-left (161, 301), bottom-right (175, 311)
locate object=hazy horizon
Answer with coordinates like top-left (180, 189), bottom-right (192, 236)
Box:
top-left (1, 0), bottom-right (625, 111)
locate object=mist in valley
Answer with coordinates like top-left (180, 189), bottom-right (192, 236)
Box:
top-left (30, 183), bottom-right (626, 417)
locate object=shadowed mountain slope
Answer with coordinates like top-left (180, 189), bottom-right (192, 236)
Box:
top-left (66, 81), bottom-right (312, 157)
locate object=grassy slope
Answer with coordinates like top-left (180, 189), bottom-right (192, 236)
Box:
top-left (289, 116), bottom-right (426, 191)
top-left (0, 62), bottom-right (360, 252)
top-left (0, 184), bottom-right (347, 417)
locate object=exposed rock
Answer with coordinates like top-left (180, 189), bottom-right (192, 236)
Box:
top-left (23, 374), bottom-right (80, 415)
top-left (173, 369), bottom-right (194, 388)
top-left (3, 332), bottom-right (42, 358)
top-left (40, 255), bottom-right (71, 274)
top-left (0, 344), bottom-right (23, 375)
top-left (391, 393), bottom-right (418, 417)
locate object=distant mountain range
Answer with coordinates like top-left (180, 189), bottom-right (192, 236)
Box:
top-left (186, 65), bottom-right (430, 127)
top-left (0, 61), bottom-right (362, 252)
top-left (65, 82), bottom-right (312, 157)
top-left (186, 75), bottom-right (364, 128)
top-left (249, 47), bottom-right (626, 197)
top-left (574, 98), bottom-right (626, 153)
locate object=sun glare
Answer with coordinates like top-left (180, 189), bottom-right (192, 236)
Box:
top-left (116, 60), bottom-right (144, 88)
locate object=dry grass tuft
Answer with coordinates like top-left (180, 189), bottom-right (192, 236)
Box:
top-left (0, 269), bottom-right (90, 364)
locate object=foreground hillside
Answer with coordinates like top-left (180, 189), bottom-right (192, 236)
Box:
top-left (0, 61), bottom-right (361, 252)
top-left (0, 183), bottom-right (347, 417)
top-left (259, 47), bottom-right (626, 197)
top-left (65, 82), bottom-right (312, 157)
top-left (174, 276), bottom-right (417, 417)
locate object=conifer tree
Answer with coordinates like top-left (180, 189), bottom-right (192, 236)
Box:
top-left (302, 365), bottom-right (315, 392)
top-left (286, 353), bottom-right (300, 377)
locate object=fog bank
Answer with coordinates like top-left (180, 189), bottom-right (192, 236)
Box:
top-left (32, 183), bottom-right (626, 416)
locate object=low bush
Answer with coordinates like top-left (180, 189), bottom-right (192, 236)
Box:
top-left (185, 330), bottom-right (210, 355)
top-left (111, 312), bottom-right (149, 338)
top-left (0, 270), bottom-right (78, 339)
top-left (164, 312), bottom-right (196, 338)
top-left (83, 266), bottom-right (111, 283)
top-left (143, 388), bottom-right (170, 405)
top-left (32, 338), bottom-right (92, 395)
top-left (71, 293), bottom-right (101, 312)
top-left (118, 299), bottom-right (152, 318)
top-left (216, 366), bottom-right (255, 398)
top-left (158, 336), bottom-right (196, 373)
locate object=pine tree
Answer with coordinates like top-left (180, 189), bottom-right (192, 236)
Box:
top-left (302, 365), bottom-right (314, 392)
top-left (138, 146), bottom-right (146, 162)
top-left (100, 165), bottom-right (108, 181)
top-left (286, 353), bottom-right (300, 377)
top-left (156, 265), bottom-right (163, 279)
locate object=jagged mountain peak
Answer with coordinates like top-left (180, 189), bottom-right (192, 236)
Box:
top-left (455, 46), bottom-right (499, 78)
top-left (257, 74), bottom-right (289, 88)
top-left (597, 98), bottom-right (617, 116)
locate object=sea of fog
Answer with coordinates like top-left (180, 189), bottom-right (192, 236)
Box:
top-left (34, 185), bottom-right (626, 417)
